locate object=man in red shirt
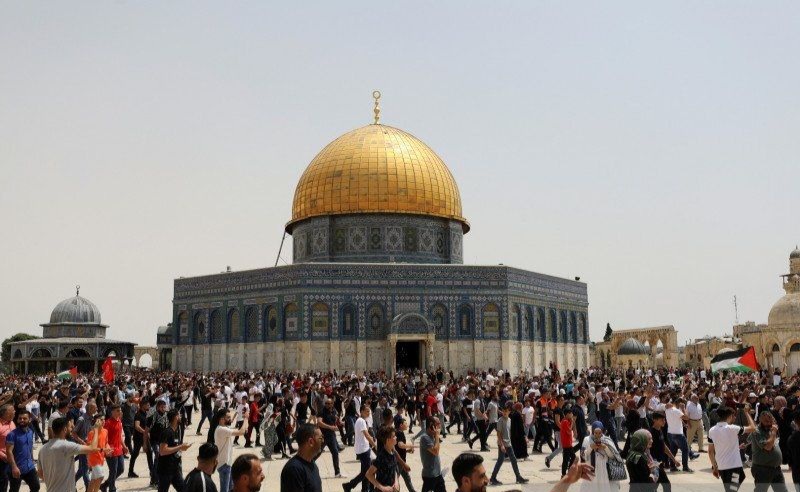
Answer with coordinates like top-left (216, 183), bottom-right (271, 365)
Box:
top-left (0, 404), bottom-right (16, 492)
top-left (100, 404), bottom-right (129, 492)
top-left (560, 407), bottom-right (576, 477)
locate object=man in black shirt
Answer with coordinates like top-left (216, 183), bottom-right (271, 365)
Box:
top-left (367, 426), bottom-right (398, 491)
top-left (280, 423), bottom-right (322, 492)
top-left (148, 399), bottom-right (169, 488)
top-left (128, 399), bottom-right (152, 479)
top-left (185, 442), bottom-right (219, 492)
top-left (196, 385), bottom-right (215, 436)
top-left (158, 409), bottom-right (191, 492)
top-left (650, 411), bottom-right (675, 490)
top-left (317, 399), bottom-right (344, 478)
top-left (786, 411), bottom-right (800, 486)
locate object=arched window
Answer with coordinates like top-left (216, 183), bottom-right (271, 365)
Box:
top-left (312, 302), bottom-right (330, 337)
top-left (549, 309), bottom-right (558, 342)
top-left (193, 312), bottom-right (206, 344)
top-left (560, 311), bottom-right (568, 343)
top-left (341, 304), bottom-right (356, 337)
top-left (11, 349), bottom-right (21, 360)
top-left (210, 309), bottom-right (224, 343)
top-left (511, 305), bottom-right (520, 339)
top-left (30, 348), bottom-right (52, 359)
top-left (483, 304), bottom-right (500, 337)
top-left (537, 308), bottom-right (545, 341)
top-left (580, 314), bottom-right (587, 342)
top-left (570, 312), bottom-right (578, 342)
top-left (228, 309), bottom-right (241, 341)
top-left (368, 304), bottom-right (384, 333)
top-left (245, 307), bottom-right (259, 342)
top-left (773, 344), bottom-right (781, 352)
top-left (284, 303), bottom-right (299, 337)
top-left (524, 308), bottom-right (532, 340)
top-left (177, 312), bottom-right (189, 344)
top-left (265, 306), bottom-right (278, 340)
top-left (65, 348), bottom-right (91, 359)
top-left (459, 305), bottom-right (473, 336)
top-left (431, 304), bottom-right (447, 337)
top-left (791, 343), bottom-right (800, 352)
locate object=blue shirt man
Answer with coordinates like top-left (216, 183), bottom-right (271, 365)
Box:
top-left (7, 423), bottom-right (36, 475)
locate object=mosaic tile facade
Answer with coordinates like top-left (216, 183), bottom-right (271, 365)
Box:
top-left (291, 214), bottom-right (464, 264)
top-left (169, 263), bottom-right (589, 374)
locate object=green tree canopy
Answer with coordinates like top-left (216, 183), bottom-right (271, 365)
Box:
top-left (603, 323), bottom-right (613, 342)
top-left (2, 333), bottom-right (40, 365)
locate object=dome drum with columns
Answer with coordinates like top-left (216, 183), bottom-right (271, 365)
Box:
top-left (9, 288), bottom-right (135, 374)
top-left (163, 94), bottom-right (590, 375)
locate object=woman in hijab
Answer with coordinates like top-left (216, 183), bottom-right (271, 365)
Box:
top-left (625, 429), bottom-right (656, 492)
top-left (260, 403), bottom-right (278, 461)
top-left (510, 402), bottom-right (529, 460)
top-left (580, 421), bottom-right (624, 492)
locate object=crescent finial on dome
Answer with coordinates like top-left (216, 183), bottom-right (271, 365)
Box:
top-left (372, 90), bottom-right (381, 124)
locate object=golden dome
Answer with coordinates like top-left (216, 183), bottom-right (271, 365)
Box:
top-left (287, 124), bottom-right (468, 232)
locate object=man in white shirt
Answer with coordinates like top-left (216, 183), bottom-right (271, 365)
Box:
top-left (666, 400), bottom-right (695, 472)
top-left (709, 405), bottom-right (756, 491)
top-left (686, 394), bottom-right (705, 453)
top-left (342, 404), bottom-right (375, 492)
top-left (214, 409), bottom-right (248, 492)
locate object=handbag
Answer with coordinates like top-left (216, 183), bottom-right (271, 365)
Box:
top-left (606, 456), bottom-right (628, 481)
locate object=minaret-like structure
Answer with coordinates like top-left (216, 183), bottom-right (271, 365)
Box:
top-left (783, 246), bottom-right (800, 294)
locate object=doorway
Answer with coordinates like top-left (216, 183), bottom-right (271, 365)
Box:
top-left (396, 341), bottom-right (421, 370)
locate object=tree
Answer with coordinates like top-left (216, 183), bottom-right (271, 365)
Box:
top-left (1, 333), bottom-right (39, 370)
top-left (603, 323), bottom-right (613, 342)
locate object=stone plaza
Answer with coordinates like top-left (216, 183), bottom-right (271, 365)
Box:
top-left (26, 406), bottom-right (788, 492)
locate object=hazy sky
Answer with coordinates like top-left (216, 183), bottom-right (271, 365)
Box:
top-left (2, 2), bottom-right (798, 348)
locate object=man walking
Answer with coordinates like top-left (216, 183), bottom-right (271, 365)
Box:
top-left (280, 424), bottom-right (323, 492)
top-left (100, 404), bottom-right (128, 492)
top-left (468, 390), bottom-right (489, 452)
top-left (489, 402), bottom-right (528, 486)
top-left (419, 418), bottom-right (446, 492)
top-left (6, 410), bottom-right (39, 492)
top-left (709, 406), bottom-right (756, 492)
top-left (0, 403), bottom-right (16, 492)
top-left (317, 398), bottom-right (345, 479)
top-left (37, 417), bottom-right (98, 492)
top-left (184, 443), bottom-right (219, 492)
top-left (749, 411), bottom-right (787, 492)
top-left (342, 404), bottom-right (374, 492)
top-left (214, 408), bottom-right (249, 492)
top-left (686, 394), bottom-right (705, 453)
top-left (157, 409), bottom-right (192, 492)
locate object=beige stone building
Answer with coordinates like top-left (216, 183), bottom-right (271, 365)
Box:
top-left (734, 247), bottom-right (800, 374)
top-left (683, 336), bottom-right (739, 369)
top-left (594, 326), bottom-right (679, 368)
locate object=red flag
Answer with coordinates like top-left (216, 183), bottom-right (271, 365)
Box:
top-left (69, 366), bottom-right (78, 377)
top-left (102, 356), bottom-right (114, 384)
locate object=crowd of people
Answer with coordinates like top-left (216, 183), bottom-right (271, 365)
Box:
top-left (0, 363), bottom-right (799, 492)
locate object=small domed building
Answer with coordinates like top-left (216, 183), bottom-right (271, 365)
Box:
top-left (162, 95), bottom-right (590, 374)
top-left (616, 337), bottom-right (651, 368)
top-left (8, 288), bottom-right (136, 374)
top-left (735, 247), bottom-right (800, 373)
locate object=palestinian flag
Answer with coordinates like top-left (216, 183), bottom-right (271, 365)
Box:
top-left (711, 346), bottom-right (760, 373)
top-left (57, 367), bottom-right (78, 380)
